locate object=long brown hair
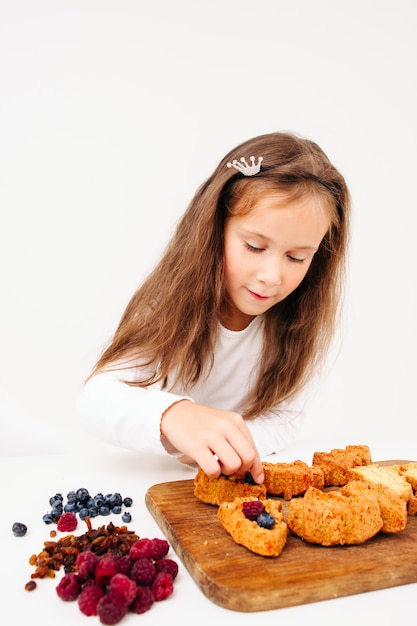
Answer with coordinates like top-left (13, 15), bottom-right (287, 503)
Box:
top-left (90, 132), bottom-right (350, 418)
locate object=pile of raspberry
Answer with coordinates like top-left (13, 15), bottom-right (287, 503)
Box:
top-left (56, 537), bottom-right (178, 624)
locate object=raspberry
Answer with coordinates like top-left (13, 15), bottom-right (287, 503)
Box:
top-left (76, 550), bottom-right (99, 580)
top-left (242, 500), bottom-right (265, 521)
top-left (155, 558), bottom-right (179, 580)
top-left (80, 578), bottom-right (98, 589)
top-left (116, 555), bottom-right (134, 576)
top-left (78, 583), bottom-right (105, 616)
top-left (129, 537), bottom-right (169, 560)
top-left (57, 512), bottom-right (78, 532)
top-left (152, 571), bottom-right (174, 601)
top-left (97, 592), bottom-right (127, 625)
top-left (95, 556), bottom-right (119, 586)
top-left (129, 538), bottom-right (154, 560)
top-left (151, 537), bottom-right (170, 559)
top-left (130, 557), bottom-right (156, 585)
top-left (56, 572), bottom-right (81, 601)
top-left (109, 573), bottom-right (137, 606)
top-left (130, 585), bottom-right (154, 614)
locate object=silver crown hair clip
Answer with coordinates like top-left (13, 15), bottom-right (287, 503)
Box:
top-left (227, 156), bottom-right (263, 176)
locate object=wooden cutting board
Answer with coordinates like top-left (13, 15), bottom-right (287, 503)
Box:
top-left (145, 462), bottom-right (417, 612)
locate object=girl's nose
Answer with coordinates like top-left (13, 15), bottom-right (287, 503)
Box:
top-left (257, 258), bottom-right (281, 286)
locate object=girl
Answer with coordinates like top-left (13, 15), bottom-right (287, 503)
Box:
top-left (77, 131), bottom-right (350, 484)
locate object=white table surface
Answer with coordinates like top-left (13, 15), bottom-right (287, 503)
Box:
top-left (2, 436), bottom-right (416, 626)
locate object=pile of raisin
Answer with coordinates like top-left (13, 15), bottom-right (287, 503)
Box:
top-left (29, 520), bottom-right (140, 579)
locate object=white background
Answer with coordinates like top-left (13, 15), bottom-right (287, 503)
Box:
top-left (0, 0), bottom-right (416, 453)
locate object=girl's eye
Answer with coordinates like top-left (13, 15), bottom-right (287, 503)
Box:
top-left (245, 242), bottom-right (264, 253)
top-left (287, 255), bottom-right (306, 263)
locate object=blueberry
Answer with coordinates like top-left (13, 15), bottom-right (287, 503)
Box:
top-left (78, 507), bottom-right (90, 520)
top-left (64, 502), bottom-right (77, 513)
top-left (49, 493), bottom-right (63, 506)
top-left (112, 505), bottom-right (122, 515)
top-left (76, 488), bottom-right (90, 503)
top-left (244, 472), bottom-right (256, 485)
top-left (66, 491), bottom-right (77, 503)
top-left (88, 507), bottom-right (98, 518)
top-left (122, 512), bottom-right (132, 523)
top-left (94, 494), bottom-right (105, 507)
top-left (42, 513), bottom-right (55, 524)
top-left (104, 493), bottom-right (113, 503)
top-left (108, 493), bottom-right (123, 507)
top-left (50, 505), bottom-right (63, 517)
top-left (123, 497), bottom-right (133, 507)
top-left (12, 522), bottom-right (27, 537)
top-left (256, 511), bottom-right (276, 529)
top-left (99, 505), bottom-right (110, 516)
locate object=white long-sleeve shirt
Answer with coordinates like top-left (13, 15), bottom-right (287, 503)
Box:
top-left (77, 317), bottom-right (307, 459)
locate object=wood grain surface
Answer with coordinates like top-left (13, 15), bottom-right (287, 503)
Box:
top-left (145, 462), bottom-right (417, 612)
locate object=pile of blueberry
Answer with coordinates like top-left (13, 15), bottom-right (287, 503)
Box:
top-left (42, 488), bottom-right (134, 525)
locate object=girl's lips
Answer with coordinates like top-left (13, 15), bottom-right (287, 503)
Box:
top-left (247, 289), bottom-right (270, 301)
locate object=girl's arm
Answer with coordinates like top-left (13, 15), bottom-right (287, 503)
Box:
top-left (76, 369), bottom-right (264, 483)
top-left (76, 369), bottom-right (192, 456)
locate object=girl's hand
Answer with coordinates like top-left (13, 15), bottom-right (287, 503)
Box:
top-left (160, 400), bottom-right (264, 484)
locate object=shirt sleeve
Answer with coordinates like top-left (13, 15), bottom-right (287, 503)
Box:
top-left (77, 362), bottom-right (312, 461)
top-left (76, 369), bottom-right (193, 456)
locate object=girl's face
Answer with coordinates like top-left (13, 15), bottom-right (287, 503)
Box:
top-left (222, 192), bottom-right (331, 331)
